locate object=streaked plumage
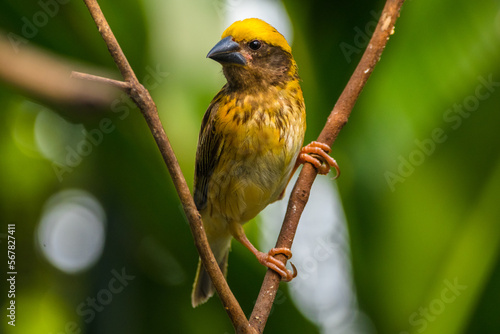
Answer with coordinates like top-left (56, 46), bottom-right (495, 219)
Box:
top-left (191, 18), bottom-right (336, 307)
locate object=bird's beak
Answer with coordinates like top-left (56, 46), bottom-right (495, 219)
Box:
top-left (207, 36), bottom-right (246, 66)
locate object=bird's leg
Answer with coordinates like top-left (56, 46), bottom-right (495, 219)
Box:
top-left (229, 223), bottom-right (297, 282)
top-left (277, 141), bottom-right (340, 200)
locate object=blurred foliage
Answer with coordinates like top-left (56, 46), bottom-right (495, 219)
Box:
top-left (1, 0), bottom-right (500, 333)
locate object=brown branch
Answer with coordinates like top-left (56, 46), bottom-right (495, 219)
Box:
top-left (81, 0), bottom-right (136, 83)
top-left (249, 0), bottom-right (406, 332)
top-left (76, 0), bottom-right (254, 333)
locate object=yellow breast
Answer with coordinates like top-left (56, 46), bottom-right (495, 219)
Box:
top-left (205, 82), bottom-right (305, 223)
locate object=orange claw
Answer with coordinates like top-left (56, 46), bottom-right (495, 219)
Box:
top-left (230, 223), bottom-right (297, 282)
top-left (298, 141), bottom-right (340, 178)
top-left (256, 248), bottom-right (297, 282)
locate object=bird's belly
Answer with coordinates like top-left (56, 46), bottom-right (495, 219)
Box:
top-left (206, 130), bottom-right (299, 224)
top-left (206, 159), bottom-right (283, 223)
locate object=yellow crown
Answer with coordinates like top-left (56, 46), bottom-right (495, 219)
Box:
top-left (221, 18), bottom-right (292, 54)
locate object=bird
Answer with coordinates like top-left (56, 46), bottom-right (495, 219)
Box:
top-left (191, 18), bottom-right (339, 307)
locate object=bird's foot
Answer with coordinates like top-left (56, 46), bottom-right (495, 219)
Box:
top-left (299, 141), bottom-right (340, 178)
top-left (256, 247), bottom-right (297, 282)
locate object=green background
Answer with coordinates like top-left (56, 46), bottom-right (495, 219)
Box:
top-left (1, 0), bottom-right (499, 333)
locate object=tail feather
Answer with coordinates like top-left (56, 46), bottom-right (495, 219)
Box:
top-left (191, 237), bottom-right (231, 307)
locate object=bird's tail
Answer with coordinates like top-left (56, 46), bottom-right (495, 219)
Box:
top-left (191, 235), bottom-right (232, 307)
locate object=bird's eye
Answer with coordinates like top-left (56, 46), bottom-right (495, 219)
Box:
top-left (248, 40), bottom-right (262, 50)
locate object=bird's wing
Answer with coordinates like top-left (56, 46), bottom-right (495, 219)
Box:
top-left (193, 91), bottom-right (225, 211)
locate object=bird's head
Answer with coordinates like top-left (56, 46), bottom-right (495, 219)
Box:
top-left (207, 18), bottom-right (298, 89)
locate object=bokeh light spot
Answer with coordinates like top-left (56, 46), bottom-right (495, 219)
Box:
top-left (37, 189), bottom-right (106, 274)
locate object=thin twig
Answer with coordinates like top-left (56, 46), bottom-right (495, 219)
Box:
top-left (249, 0), bottom-right (406, 331)
top-left (71, 71), bottom-right (131, 91)
top-left (77, 0), bottom-right (254, 332)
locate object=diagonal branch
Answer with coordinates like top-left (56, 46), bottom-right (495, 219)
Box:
top-left (81, 0), bottom-right (136, 83)
top-left (76, 0), bottom-right (254, 333)
top-left (249, 0), bottom-right (406, 331)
